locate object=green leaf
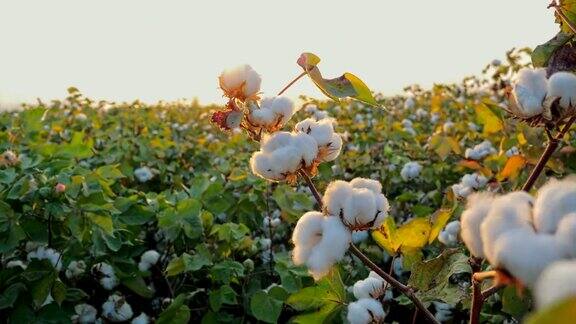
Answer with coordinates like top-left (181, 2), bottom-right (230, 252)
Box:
top-left (123, 276), bottom-right (155, 298)
top-left (297, 52), bottom-right (380, 107)
top-left (210, 261), bottom-right (244, 284)
top-left (526, 297), bottom-right (576, 324)
top-left (501, 285), bottom-right (531, 318)
top-left (532, 31), bottom-right (573, 67)
top-left (157, 294), bottom-right (191, 324)
top-left (250, 290), bottom-right (283, 323)
top-left (51, 280), bottom-right (67, 305)
top-left (0, 283), bottom-right (27, 310)
top-left (209, 285), bottom-right (237, 312)
top-left (65, 288), bottom-right (89, 302)
top-left (158, 198), bottom-right (203, 241)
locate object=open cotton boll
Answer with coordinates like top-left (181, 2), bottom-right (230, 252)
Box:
top-left (250, 151), bottom-right (284, 181)
top-left (66, 260), bottom-right (87, 279)
top-left (438, 230), bottom-right (458, 246)
top-left (400, 161), bottom-right (422, 181)
top-left (264, 96), bottom-right (296, 125)
top-left (465, 140), bottom-right (497, 160)
top-left (461, 173), bottom-right (488, 189)
top-left (491, 229), bottom-right (567, 288)
top-left (433, 302), bottom-right (454, 322)
top-left (134, 166), bottom-right (154, 183)
top-left (445, 220), bottom-right (461, 235)
top-left (460, 192), bottom-right (496, 258)
top-left (27, 246), bottom-right (62, 271)
top-left (261, 132), bottom-right (294, 153)
top-left (292, 212), bottom-right (325, 265)
top-left (319, 133), bottom-right (343, 162)
top-left (131, 313), bottom-right (151, 324)
top-left (93, 262), bottom-right (119, 290)
top-left (350, 178), bottom-right (382, 194)
top-left (218, 64), bottom-right (261, 101)
top-left (346, 298), bottom-right (386, 324)
top-left (547, 71), bottom-right (576, 109)
top-left (291, 133), bottom-right (320, 166)
top-left (452, 183), bottom-right (473, 198)
top-left (404, 97), bottom-right (415, 109)
top-left (323, 180), bottom-right (354, 216)
top-left (138, 250), bottom-right (161, 272)
top-left (248, 96), bottom-right (296, 130)
top-left (72, 303), bottom-right (98, 324)
top-left (533, 177), bottom-right (576, 233)
top-left (512, 68), bottom-right (547, 117)
top-left (505, 146), bottom-right (520, 157)
top-left (556, 214), bottom-right (576, 257)
top-left (306, 217), bottom-right (351, 280)
top-left (481, 191), bottom-right (534, 264)
top-left (295, 118), bottom-right (335, 147)
top-left (534, 260), bottom-right (576, 309)
top-left (353, 277), bottom-right (385, 299)
top-left (102, 294), bottom-right (134, 322)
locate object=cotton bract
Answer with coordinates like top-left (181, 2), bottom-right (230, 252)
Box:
top-left (218, 64), bottom-right (261, 101)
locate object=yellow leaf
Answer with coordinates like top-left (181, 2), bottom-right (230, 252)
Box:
top-left (372, 217), bottom-right (398, 255)
top-left (475, 104), bottom-right (503, 134)
top-left (517, 132), bottom-right (527, 145)
top-left (526, 297), bottom-right (576, 324)
top-left (428, 209), bottom-right (453, 244)
top-left (497, 155), bottom-right (527, 182)
top-left (395, 218), bottom-right (431, 250)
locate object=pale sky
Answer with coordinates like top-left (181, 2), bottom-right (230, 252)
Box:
top-left (0, 0), bottom-right (559, 106)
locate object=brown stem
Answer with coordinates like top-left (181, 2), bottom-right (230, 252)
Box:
top-left (481, 284), bottom-right (505, 299)
top-left (297, 171), bottom-right (439, 324)
top-left (470, 276), bottom-right (483, 324)
top-left (277, 72), bottom-right (307, 96)
top-left (522, 116), bottom-right (576, 192)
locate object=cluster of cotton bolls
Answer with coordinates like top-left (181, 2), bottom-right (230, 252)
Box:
top-left (400, 161), bottom-right (422, 181)
top-left (245, 96), bottom-right (297, 132)
top-left (460, 177), bottom-right (576, 289)
top-left (509, 68), bottom-right (576, 120)
top-left (465, 140), bottom-right (496, 160)
top-left (138, 250), bottom-right (161, 272)
top-left (438, 220), bottom-right (461, 247)
top-left (92, 262), bottom-right (119, 290)
top-left (346, 271), bottom-right (390, 324)
top-left (401, 119), bottom-right (416, 136)
top-left (304, 103), bottom-right (330, 120)
top-left (452, 173), bottom-right (489, 198)
top-left (27, 246), bottom-right (62, 271)
top-left (291, 178), bottom-right (389, 279)
top-left (250, 118), bottom-right (342, 182)
top-left (102, 294), bottom-right (134, 322)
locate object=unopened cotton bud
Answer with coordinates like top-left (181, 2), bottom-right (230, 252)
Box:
top-left (55, 183), bottom-right (66, 193)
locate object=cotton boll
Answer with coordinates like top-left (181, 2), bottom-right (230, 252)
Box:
top-left (66, 260), bottom-right (87, 279)
top-left (491, 229), bottom-right (567, 288)
top-left (131, 313), bottom-right (150, 324)
top-left (320, 133), bottom-right (343, 162)
top-left (452, 184), bottom-right (473, 198)
top-left (461, 173), bottom-right (488, 189)
top-left (261, 132), bottom-right (293, 153)
top-left (102, 294), bottom-right (134, 322)
top-left (443, 121), bottom-right (455, 133)
top-left (556, 214), bottom-right (576, 257)
top-left (352, 230), bottom-right (369, 243)
top-left (323, 180), bottom-right (354, 216)
top-left (433, 302), bottom-right (453, 322)
top-left (291, 133), bottom-right (319, 166)
top-left (218, 64), bottom-right (261, 101)
top-left (346, 298), bottom-right (386, 324)
top-left (138, 250), bottom-right (161, 272)
top-left (547, 72), bottom-right (576, 109)
top-left (438, 230), bottom-right (458, 246)
top-left (306, 217), bottom-right (351, 280)
top-left (481, 191), bottom-right (534, 264)
top-left (72, 303), bottom-right (98, 324)
top-left (134, 167), bottom-right (154, 183)
top-left (27, 246), bottom-right (62, 271)
top-left (511, 68), bottom-right (547, 117)
top-left (295, 118), bottom-right (335, 147)
top-left (342, 189), bottom-right (377, 229)
top-left (534, 260), bottom-right (576, 309)
top-left (445, 221), bottom-right (461, 235)
top-left (353, 277), bottom-right (385, 299)
top-left (350, 178), bottom-right (382, 194)
top-left (250, 152), bottom-right (284, 181)
top-left (505, 146), bottom-right (520, 157)
top-left (93, 262), bottom-right (119, 290)
top-left (400, 161), bottom-right (422, 181)
top-left (404, 97), bottom-right (415, 109)
top-left (533, 177), bottom-right (576, 233)
top-left (465, 141), bottom-right (497, 160)
top-left (460, 192), bottom-right (496, 258)
top-left (248, 106), bottom-right (276, 126)
top-left (292, 212), bottom-right (325, 265)
top-left (6, 260), bottom-right (27, 270)
top-left (267, 96), bottom-right (296, 124)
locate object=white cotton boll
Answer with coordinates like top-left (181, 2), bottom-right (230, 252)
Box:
top-left (415, 108), bottom-right (428, 119)
top-left (430, 113), bottom-right (440, 124)
top-left (219, 64), bottom-right (261, 100)
top-left (267, 96), bottom-right (296, 124)
top-left (491, 230), bottom-right (566, 288)
top-left (138, 250), bottom-right (161, 272)
top-left (75, 113), bottom-right (88, 122)
top-left (400, 161), bottom-right (422, 181)
top-left (320, 133), bottom-right (342, 162)
top-left (372, 194), bottom-right (390, 229)
top-left (66, 260), bottom-right (86, 279)
top-left (461, 173), bottom-right (488, 190)
top-left (261, 132), bottom-right (293, 153)
top-left (131, 313), bottom-right (150, 324)
top-left (465, 140), bottom-right (497, 160)
top-left (270, 218), bottom-right (281, 227)
top-left (342, 189), bottom-right (377, 228)
top-left (468, 122), bottom-right (480, 132)
top-left (401, 119), bottom-right (413, 128)
top-left (443, 121), bottom-right (454, 133)
top-left (306, 217), bottom-right (351, 280)
top-left (350, 178), bottom-right (382, 194)
top-left (292, 212), bottom-right (325, 265)
top-left (346, 298), bottom-right (386, 324)
top-left (404, 97), bottom-right (415, 109)
top-left (323, 180), bottom-right (354, 216)
top-left (452, 184), bottom-right (473, 198)
top-left (134, 167), bottom-right (154, 183)
top-left (547, 71), bottom-right (576, 109)
top-left (102, 294), bottom-right (134, 322)
top-left (93, 262), bottom-right (119, 290)
top-left (249, 107), bottom-right (276, 126)
top-left (506, 146), bottom-right (520, 157)
top-left (556, 214), bottom-right (576, 257)
top-left (445, 221), bottom-right (461, 235)
top-left (512, 68), bottom-right (547, 117)
top-left (534, 260), bottom-right (576, 309)
top-left (533, 177), bottom-right (576, 233)
top-left (73, 304), bottom-right (98, 324)
top-left (250, 151), bottom-right (285, 181)
top-left (352, 230), bottom-right (369, 243)
top-left (291, 133), bottom-right (320, 166)
top-left (42, 294), bottom-right (54, 306)
top-left (460, 192), bottom-right (496, 258)
top-left (481, 191), bottom-right (534, 264)
top-left (393, 257), bottom-right (404, 276)
top-left (438, 230), bottom-right (458, 246)
top-left (353, 277), bottom-right (385, 299)
top-left (295, 118), bottom-right (335, 147)
top-left (27, 247), bottom-right (62, 271)
top-left (6, 260), bottom-right (27, 270)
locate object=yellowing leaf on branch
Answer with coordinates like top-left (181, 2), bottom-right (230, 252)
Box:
top-left (475, 104), bottom-right (503, 135)
top-left (497, 155), bottom-right (526, 182)
top-left (428, 209), bottom-right (453, 244)
top-left (457, 160), bottom-right (493, 177)
top-left (297, 52), bottom-right (380, 107)
top-left (429, 134), bottom-right (461, 160)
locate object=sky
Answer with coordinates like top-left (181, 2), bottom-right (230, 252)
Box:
top-left (0, 0), bottom-right (560, 107)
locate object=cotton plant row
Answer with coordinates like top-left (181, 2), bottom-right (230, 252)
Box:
top-left (460, 177), bottom-right (576, 296)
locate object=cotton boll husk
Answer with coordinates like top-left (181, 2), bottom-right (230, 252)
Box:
top-left (323, 181), bottom-right (354, 216)
top-left (350, 178), bottom-right (382, 194)
top-left (291, 212), bottom-right (324, 265)
top-left (306, 217), bottom-right (351, 280)
top-left (556, 213), bottom-right (576, 257)
top-left (353, 277), bottom-right (385, 299)
top-left (491, 229), bottom-right (567, 288)
top-left (547, 71), bottom-right (576, 109)
top-left (342, 188), bottom-right (377, 228)
top-left (533, 177), bottom-right (576, 233)
top-left (346, 298), bottom-right (386, 324)
top-left (460, 192), bottom-right (496, 258)
top-left (534, 260), bottom-right (576, 309)
top-left (481, 191), bottom-right (534, 264)
top-left (512, 68), bottom-right (547, 117)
